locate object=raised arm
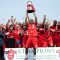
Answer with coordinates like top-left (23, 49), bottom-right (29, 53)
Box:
top-left (6, 19), bottom-right (10, 27)
top-left (43, 15), bottom-right (46, 25)
top-left (33, 12), bottom-right (37, 26)
top-left (25, 12), bottom-right (29, 24)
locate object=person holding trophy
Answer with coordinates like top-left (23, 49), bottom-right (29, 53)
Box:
top-left (25, 1), bottom-right (37, 60)
top-left (26, 1), bottom-right (38, 48)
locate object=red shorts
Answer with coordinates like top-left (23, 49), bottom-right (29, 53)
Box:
top-left (26, 36), bottom-right (37, 48)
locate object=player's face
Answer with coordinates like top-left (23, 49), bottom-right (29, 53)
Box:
top-left (29, 19), bottom-right (34, 24)
top-left (10, 26), bottom-right (13, 31)
top-left (23, 25), bottom-right (27, 31)
top-left (11, 16), bottom-right (13, 19)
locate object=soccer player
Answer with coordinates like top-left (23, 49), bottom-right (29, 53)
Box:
top-left (13, 24), bottom-right (22, 47)
top-left (37, 26), bottom-right (45, 47)
top-left (25, 12), bottom-right (38, 48)
top-left (50, 20), bottom-right (58, 47)
top-left (5, 25), bottom-right (15, 48)
top-left (55, 22), bottom-right (60, 46)
top-left (25, 12), bottom-right (37, 60)
top-left (44, 23), bottom-right (53, 47)
top-left (22, 23), bottom-right (28, 47)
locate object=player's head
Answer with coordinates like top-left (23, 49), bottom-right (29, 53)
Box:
top-left (15, 24), bottom-right (19, 30)
top-left (29, 19), bottom-right (34, 24)
top-left (53, 20), bottom-right (57, 26)
top-left (9, 24), bottom-right (14, 31)
top-left (45, 22), bottom-right (49, 30)
top-left (11, 16), bottom-right (13, 19)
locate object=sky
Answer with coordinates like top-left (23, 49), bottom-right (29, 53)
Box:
top-left (0, 0), bottom-right (60, 24)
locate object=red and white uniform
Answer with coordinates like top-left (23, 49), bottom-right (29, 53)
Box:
top-left (55, 30), bottom-right (60, 47)
top-left (44, 30), bottom-right (53, 47)
top-left (26, 23), bottom-right (38, 48)
top-left (37, 28), bottom-right (46, 47)
top-left (13, 29), bottom-right (20, 41)
top-left (50, 26), bottom-right (59, 46)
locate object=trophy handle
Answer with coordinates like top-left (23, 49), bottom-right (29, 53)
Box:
top-left (27, 1), bottom-right (32, 5)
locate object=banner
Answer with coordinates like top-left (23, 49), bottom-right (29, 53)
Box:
top-left (4, 48), bottom-right (26, 60)
top-left (36, 48), bottom-right (60, 60)
top-left (4, 48), bottom-right (60, 60)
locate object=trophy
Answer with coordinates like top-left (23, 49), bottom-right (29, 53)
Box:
top-left (27, 1), bottom-right (35, 13)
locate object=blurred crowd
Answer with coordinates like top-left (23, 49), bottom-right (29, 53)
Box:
top-left (0, 12), bottom-right (60, 59)
top-left (0, 13), bottom-right (60, 49)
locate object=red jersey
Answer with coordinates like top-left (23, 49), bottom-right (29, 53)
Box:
top-left (50, 26), bottom-right (60, 46)
top-left (50, 26), bottom-right (57, 30)
top-left (44, 30), bottom-right (53, 47)
top-left (55, 30), bottom-right (60, 47)
top-left (13, 30), bottom-right (20, 41)
top-left (38, 33), bottom-right (46, 47)
top-left (27, 24), bottom-right (38, 36)
top-left (6, 30), bottom-right (14, 38)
